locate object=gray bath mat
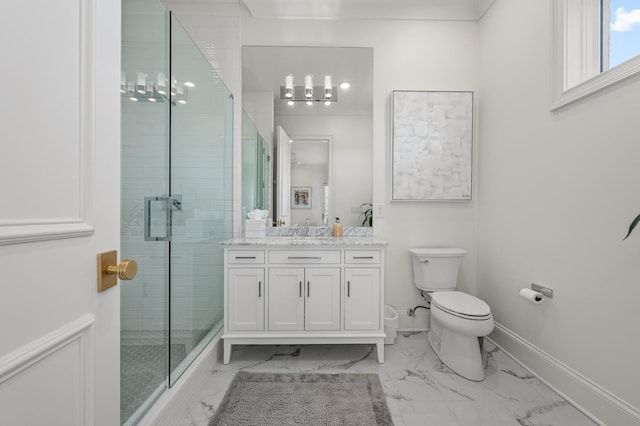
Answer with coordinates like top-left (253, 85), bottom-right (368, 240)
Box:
top-left (209, 371), bottom-right (393, 426)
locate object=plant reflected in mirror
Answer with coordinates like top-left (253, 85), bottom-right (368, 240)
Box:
top-left (360, 203), bottom-right (372, 227)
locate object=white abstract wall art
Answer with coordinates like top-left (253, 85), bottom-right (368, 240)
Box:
top-left (392, 91), bottom-right (473, 201)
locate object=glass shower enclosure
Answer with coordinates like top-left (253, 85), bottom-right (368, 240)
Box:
top-left (121, 1), bottom-right (233, 424)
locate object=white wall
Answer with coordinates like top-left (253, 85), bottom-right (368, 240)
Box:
top-left (478, 1), bottom-right (640, 424)
top-left (241, 14), bottom-right (481, 328)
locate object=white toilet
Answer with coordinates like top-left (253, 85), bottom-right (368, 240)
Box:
top-left (409, 248), bottom-right (494, 381)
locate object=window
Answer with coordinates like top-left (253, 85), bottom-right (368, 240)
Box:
top-left (606, 0), bottom-right (640, 69)
top-left (552, 0), bottom-right (640, 109)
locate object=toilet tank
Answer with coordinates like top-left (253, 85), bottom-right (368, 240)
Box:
top-left (408, 248), bottom-right (466, 292)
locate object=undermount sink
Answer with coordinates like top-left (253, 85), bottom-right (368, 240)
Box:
top-left (301, 235), bottom-right (333, 240)
top-left (280, 235), bottom-right (333, 241)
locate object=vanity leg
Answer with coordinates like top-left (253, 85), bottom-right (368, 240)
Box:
top-left (376, 340), bottom-right (384, 363)
top-left (223, 340), bottom-right (232, 364)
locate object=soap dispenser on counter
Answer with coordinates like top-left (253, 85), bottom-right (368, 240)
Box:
top-left (332, 217), bottom-right (343, 237)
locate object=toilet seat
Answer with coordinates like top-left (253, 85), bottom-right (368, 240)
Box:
top-left (431, 291), bottom-right (492, 321)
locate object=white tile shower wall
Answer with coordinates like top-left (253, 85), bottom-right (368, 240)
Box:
top-left (169, 243), bottom-right (225, 335)
top-left (122, 1), bottom-right (171, 335)
top-left (163, 1), bottom-right (242, 237)
top-left (169, 72), bottom-right (232, 336)
top-left (121, 100), bottom-right (169, 334)
top-left (160, 2), bottom-right (241, 96)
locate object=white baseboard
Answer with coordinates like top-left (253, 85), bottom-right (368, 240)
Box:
top-left (490, 322), bottom-right (640, 426)
top-left (137, 330), bottom-right (223, 426)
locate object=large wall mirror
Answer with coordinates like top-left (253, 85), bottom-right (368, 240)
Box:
top-left (242, 46), bottom-right (373, 227)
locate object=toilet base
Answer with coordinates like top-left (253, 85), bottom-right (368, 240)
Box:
top-left (428, 322), bottom-right (487, 382)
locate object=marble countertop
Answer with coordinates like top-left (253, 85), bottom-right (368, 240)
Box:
top-left (221, 236), bottom-right (388, 247)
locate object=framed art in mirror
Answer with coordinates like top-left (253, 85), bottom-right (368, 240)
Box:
top-left (391, 90), bottom-right (473, 201)
top-left (292, 187), bottom-right (311, 208)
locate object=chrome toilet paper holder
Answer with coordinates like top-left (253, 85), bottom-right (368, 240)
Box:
top-left (531, 283), bottom-right (553, 298)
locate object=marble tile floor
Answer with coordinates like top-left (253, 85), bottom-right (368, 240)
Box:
top-left (175, 332), bottom-right (599, 426)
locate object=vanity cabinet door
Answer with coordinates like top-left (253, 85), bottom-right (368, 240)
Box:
top-left (304, 268), bottom-right (341, 331)
top-left (228, 268), bottom-right (265, 331)
top-left (268, 268), bottom-right (305, 331)
top-left (344, 268), bottom-right (380, 330)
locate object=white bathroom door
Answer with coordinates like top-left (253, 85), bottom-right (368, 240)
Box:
top-left (276, 125), bottom-right (292, 225)
top-left (0, 1), bottom-right (121, 426)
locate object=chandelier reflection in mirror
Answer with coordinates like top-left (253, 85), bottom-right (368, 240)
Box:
top-left (281, 73), bottom-right (338, 106)
top-left (121, 72), bottom-right (193, 105)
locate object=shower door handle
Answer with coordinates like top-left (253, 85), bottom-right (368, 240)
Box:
top-left (144, 195), bottom-right (182, 241)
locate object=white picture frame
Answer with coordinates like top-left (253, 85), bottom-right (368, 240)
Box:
top-left (392, 90), bottom-right (473, 201)
top-left (291, 187), bottom-right (311, 209)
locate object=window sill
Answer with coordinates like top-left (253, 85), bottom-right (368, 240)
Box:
top-left (551, 55), bottom-right (640, 111)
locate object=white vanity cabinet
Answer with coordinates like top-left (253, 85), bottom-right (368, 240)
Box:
top-left (267, 268), bottom-right (305, 331)
top-left (227, 268), bottom-right (264, 331)
top-left (268, 267), bottom-right (341, 331)
top-left (222, 241), bottom-right (387, 364)
top-left (226, 251), bottom-right (265, 331)
top-left (344, 267), bottom-right (380, 330)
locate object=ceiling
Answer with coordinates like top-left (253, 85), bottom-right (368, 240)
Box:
top-left (241, 0), bottom-right (495, 21)
top-left (241, 1), bottom-right (495, 117)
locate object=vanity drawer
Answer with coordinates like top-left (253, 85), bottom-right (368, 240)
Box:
top-left (228, 250), bottom-right (265, 264)
top-left (345, 250), bottom-right (381, 264)
top-left (269, 250), bottom-right (341, 264)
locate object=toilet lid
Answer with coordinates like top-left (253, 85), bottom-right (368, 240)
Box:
top-left (431, 291), bottom-right (491, 317)
top-left (408, 247), bottom-right (466, 257)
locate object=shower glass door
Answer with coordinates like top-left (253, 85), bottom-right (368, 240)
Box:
top-left (120, 3), bottom-right (233, 424)
top-left (167, 12), bottom-right (233, 385)
top-left (121, 1), bottom-right (169, 423)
